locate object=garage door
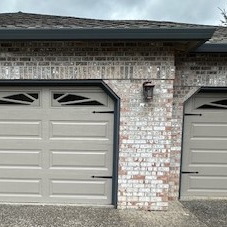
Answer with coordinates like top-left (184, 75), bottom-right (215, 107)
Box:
top-left (0, 86), bottom-right (114, 205)
top-left (180, 90), bottom-right (227, 199)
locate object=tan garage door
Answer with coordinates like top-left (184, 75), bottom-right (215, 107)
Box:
top-left (0, 86), bottom-right (114, 205)
top-left (180, 91), bottom-right (227, 199)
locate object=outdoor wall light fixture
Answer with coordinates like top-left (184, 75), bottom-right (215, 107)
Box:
top-left (143, 82), bottom-right (155, 100)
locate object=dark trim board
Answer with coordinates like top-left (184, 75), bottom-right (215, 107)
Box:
top-left (0, 79), bottom-right (112, 87)
top-left (200, 86), bottom-right (227, 92)
top-left (0, 28), bottom-right (215, 41)
top-left (179, 87), bottom-right (201, 199)
top-left (0, 79), bottom-right (120, 208)
top-left (194, 43), bottom-right (227, 53)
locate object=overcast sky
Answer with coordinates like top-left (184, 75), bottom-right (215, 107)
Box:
top-left (0, 0), bottom-right (226, 25)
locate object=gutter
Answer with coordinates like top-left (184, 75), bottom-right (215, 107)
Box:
top-left (0, 28), bottom-right (215, 41)
top-left (193, 43), bottom-right (227, 53)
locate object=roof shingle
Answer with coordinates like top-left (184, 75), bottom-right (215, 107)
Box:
top-left (0, 12), bottom-right (226, 43)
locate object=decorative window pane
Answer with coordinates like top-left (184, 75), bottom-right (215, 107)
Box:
top-left (197, 104), bottom-right (227, 109)
top-left (53, 92), bottom-right (104, 106)
top-left (211, 99), bottom-right (227, 106)
top-left (0, 92), bottom-right (39, 106)
top-left (197, 99), bottom-right (227, 109)
top-left (4, 94), bottom-right (34, 103)
top-left (58, 94), bottom-right (88, 103)
top-left (28, 93), bottom-right (39, 99)
top-left (64, 100), bottom-right (104, 106)
top-left (53, 93), bottom-right (64, 100)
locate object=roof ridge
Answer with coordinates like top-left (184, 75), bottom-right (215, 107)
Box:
top-left (0, 11), bottom-right (84, 20)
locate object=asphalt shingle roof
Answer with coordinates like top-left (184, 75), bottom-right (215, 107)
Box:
top-left (0, 12), bottom-right (226, 43)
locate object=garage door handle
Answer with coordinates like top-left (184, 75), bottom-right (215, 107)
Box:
top-left (184, 113), bottom-right (202, 116)
top-left (181, 171), bottom-right (199, 174)
top-left (93, 111), bottom-right (114, 114)
top-left (92, 176), bottom-right (112, 179)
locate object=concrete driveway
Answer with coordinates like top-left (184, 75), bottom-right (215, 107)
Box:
top-left (180, 200), bottom-right (227, 227)
top-left (0, 201), bottom-right (226, 227)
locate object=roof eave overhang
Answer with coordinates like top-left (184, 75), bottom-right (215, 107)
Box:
top-left (193, 43), bottom-right (227, 53)
top-left (0, 28), bottom-right (216, 41)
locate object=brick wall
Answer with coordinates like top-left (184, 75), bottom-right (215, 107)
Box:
top-left (0, 42), bottom-right (174, 80)
top-left (107, 79), bottom-right (173, 210)
top-left (0, 41), bottom-right (175, 210)
top-left (170, 53), bottom-right (227, 200)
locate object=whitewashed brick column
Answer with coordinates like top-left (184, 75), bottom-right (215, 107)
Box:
top-left (106, 79), bottom-right (174, 210)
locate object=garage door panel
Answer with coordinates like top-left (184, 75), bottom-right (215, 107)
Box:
top-left (50, 121), bottom-right (110, 140)
top-left (0, 120), bottom-right (42, 139)
top-left (48, 196), bottom-right (111, 205)
top-left (50, 179), bottom-right (109, 195)
top-left (50, 150), bottom-right (109, 169)
top-left (0, 169), bottom-right (45, 177)
top-left (191, 122), bottom-right (227, 138)
top-left (48, 145), bottom-right (113, 175)
top-left (189, 140), bottom-right (227, 150)
top-left (49, 179), bottom-right (112, 204)
top-left (190, 150), bottom-right (227, 164)
top-left (0, 149), bottom-right (42, 168)
top-left (0, 178), bottom-right (42, 196)
top-left (0, 140), bottom-right (43, 149)
top-left (181, 175), bottom-right (227, 197)
top-left (188, 150), bottom-right (227, 174)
